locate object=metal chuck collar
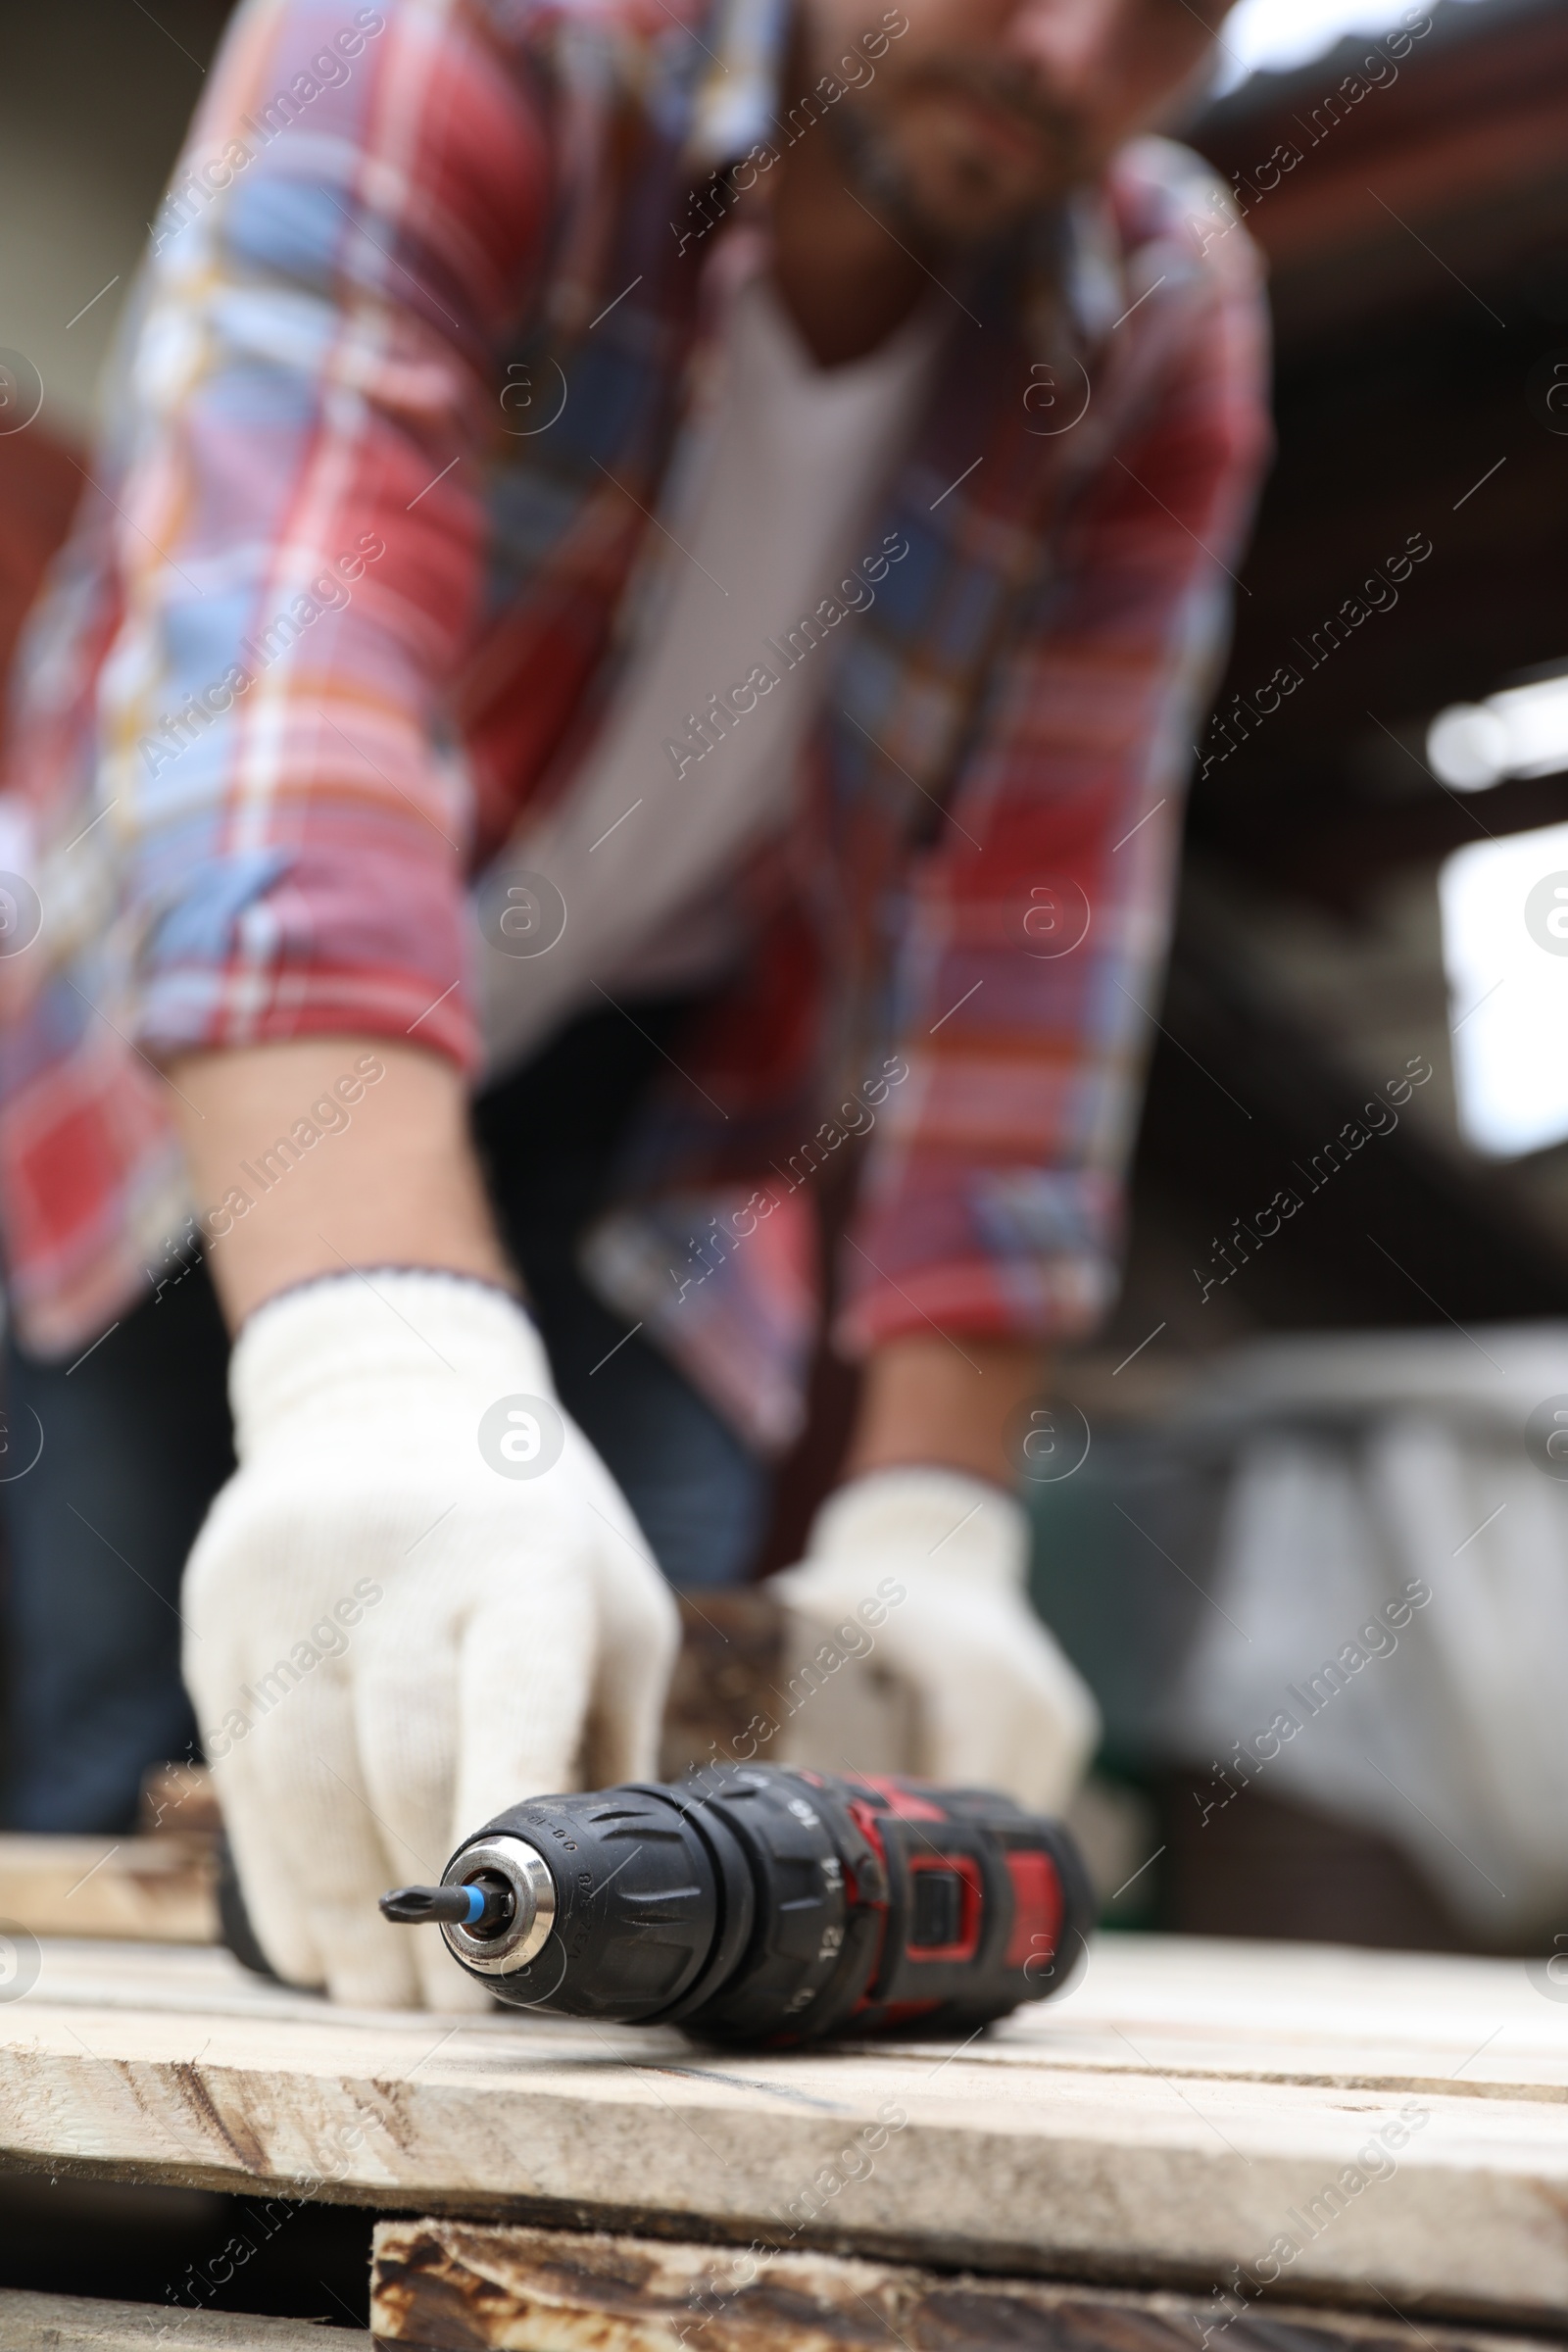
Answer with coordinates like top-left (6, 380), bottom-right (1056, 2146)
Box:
top-left (438, 1837), bottom-right (557, 1975)
top-left (379, 1836), bottom-right (557, 1978)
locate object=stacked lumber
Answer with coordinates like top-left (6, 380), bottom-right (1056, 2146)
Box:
top-left (2, 1933), bottom-right (1565, 2327)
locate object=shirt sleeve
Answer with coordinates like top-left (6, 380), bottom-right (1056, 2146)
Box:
top-left (837, 158), bottom-right (1272, 1355)
top-left (97, 0), bottom-right (553, 1069)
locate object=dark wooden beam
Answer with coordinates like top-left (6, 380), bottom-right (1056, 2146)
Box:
top-left (369, 2220), bottom-right (1568, 2352)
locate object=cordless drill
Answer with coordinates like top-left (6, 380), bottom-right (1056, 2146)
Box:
top-left (379, 1763), bottom-right (1092, 2044)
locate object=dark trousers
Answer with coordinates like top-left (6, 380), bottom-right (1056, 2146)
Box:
top-left (0, 1003), bottom-right (770, 1832)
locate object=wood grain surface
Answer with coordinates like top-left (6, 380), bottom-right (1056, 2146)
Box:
top-left (2, 1935), bottom-right (1565, 2322)
top-left (0, 2284), bottom-right (368, 2348)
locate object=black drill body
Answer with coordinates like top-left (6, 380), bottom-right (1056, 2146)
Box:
top-left (382, 1764), bottom-right (1092, 2044)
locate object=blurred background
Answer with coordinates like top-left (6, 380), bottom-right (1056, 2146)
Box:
top-left (3, 0), bottom-right (1568, 1972)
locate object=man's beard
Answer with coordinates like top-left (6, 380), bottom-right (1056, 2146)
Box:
top-left (826, 64), bottom-right (1086, 246)
top-left (826, 93), bottom-right (921, 226)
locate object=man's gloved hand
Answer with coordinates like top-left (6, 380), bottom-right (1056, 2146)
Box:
top-left (764, 1468), bottom-right (1100, 1812)
top-left (182, 1271), bottom-right (678, 2009)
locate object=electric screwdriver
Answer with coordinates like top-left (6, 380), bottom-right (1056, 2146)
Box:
top-left (379, 1763), bottom-right (1092, 2044)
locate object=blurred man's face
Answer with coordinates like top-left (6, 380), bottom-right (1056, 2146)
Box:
top-left (803, 0), bottom-right (1234, 244)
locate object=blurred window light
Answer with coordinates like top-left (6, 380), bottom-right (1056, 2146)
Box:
top-left (1427, 671), bottom-right (1568, 792)
top-left (1440, 819), bottom-right (1568, 1157)
top-left (1214, 0), bottom-right (1496, 91)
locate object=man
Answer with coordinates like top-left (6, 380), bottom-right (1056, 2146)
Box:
top-left (0, 0), bottom-right (1266, 2005)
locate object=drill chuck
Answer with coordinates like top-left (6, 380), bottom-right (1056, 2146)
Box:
top-left (380, 1765), bottom-right (1091, 2044)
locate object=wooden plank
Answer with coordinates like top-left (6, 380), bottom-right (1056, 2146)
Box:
top-left (3, 1936), bottom-right (1567, 2323)
top-left (369, 2221), bottom-right (1568, 2352)
top-left (662, 1593), bottom-right (920, 1789)
top-left (660, 1594), bottom-right (789, 1782)
top-left (0, 2285), bottom-right (368, 2348)
top-left (0, 1835), bottom-right (218, 1943)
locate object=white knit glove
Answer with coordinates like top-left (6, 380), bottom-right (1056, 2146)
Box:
top-left (182, 1272), bottom-right (678, 2009)
top-left (764, 1469), bottom-right (1100, 1811)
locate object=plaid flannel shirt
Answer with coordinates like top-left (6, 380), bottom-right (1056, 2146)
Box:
top-left (0, 0), bottom-right (1268, 1449)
